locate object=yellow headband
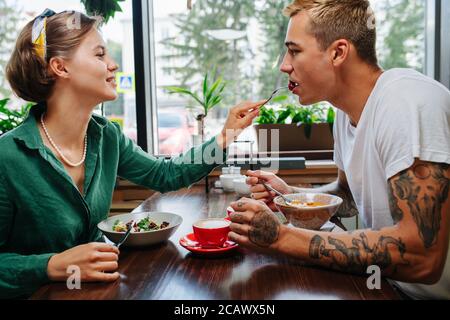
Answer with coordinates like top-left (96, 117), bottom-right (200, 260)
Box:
top-left (31, 9), bottom-right (56, 61)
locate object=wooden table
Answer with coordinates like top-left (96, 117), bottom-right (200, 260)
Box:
top-left (31, 186), bottom-right (399, 300)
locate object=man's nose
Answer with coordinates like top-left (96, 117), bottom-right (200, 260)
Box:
top-left (279, 54), bottom-right (293, 74)
top-left (280, 62), bottom-right (293, 74)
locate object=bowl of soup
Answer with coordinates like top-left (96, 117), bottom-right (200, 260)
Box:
top-left (273, 193), bottom-right (343, 230)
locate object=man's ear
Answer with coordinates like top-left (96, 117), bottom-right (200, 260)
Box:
top-left (329, 39), bottom-right (350, 67)
top-left (48, 57), bottom-right (69, 79)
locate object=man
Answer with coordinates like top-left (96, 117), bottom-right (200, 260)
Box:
top-left (228, 0), bottom-right (450, 299)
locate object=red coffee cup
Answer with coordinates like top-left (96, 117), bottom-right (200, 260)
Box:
top-left (225, 206), bottom-right (235, 221)
top-left (193, 218), bottom-right (231, 248)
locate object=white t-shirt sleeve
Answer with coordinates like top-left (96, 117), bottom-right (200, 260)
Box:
top-left (374, 78), bottom-right (450, 180)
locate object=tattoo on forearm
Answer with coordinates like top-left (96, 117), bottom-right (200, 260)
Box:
top-left (309, 233), bottom-right (410, 275)
top-left (329, 186), bottom-right (359, 218)
top-left (248, 209), bottom-right (280, 247)
top-left (390, 163), bottom-right (449, 248)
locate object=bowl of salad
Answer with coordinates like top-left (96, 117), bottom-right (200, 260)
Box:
top-left (98, 211), bottom-right (183, 247)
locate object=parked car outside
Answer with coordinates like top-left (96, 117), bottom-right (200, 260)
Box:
top-left (158, 108), bottom-right (195, 155)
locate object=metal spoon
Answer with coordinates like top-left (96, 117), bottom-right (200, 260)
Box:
top-left (261, 182), bottom-right (293, 206)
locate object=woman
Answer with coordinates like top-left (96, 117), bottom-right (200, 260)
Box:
top-left (0, 9), bottom-right (263, 299)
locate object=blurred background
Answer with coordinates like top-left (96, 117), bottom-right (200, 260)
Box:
top-left (0, 0), bottom-right (429, 156)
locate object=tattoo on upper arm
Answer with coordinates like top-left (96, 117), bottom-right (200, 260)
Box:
top-left (309, 233), bottom-right (410, 275)
top-left (388, 182), bottom-right (404, 224)
top-left (389, 162), bottom-right (449, 248)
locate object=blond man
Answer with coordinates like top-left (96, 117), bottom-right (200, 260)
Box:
top-left (229, 0), bottom-right (450, 300)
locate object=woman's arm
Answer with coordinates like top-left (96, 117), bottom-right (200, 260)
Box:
top-left (0, 173), bottom-right (55, 299)
top-left (0, 172), bottom-right (120, 299)
top-left (116, 101), bottom-right (263, 193)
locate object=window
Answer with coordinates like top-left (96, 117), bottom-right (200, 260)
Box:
top-left (374, 0), bottom-right (426, 72)
top-left (0, 0), bottom-right (137, 142)
top-left (145, 0), bottom-right (429, 157)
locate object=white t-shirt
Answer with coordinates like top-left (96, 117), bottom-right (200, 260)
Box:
top-left (333, 68), bottom-right (450, 300)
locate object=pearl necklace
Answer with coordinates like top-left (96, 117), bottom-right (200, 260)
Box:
top-left (40, 113), bottom-right (88, 167)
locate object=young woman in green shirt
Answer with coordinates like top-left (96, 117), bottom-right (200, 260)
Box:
top-left (0, 10), bottom-right (263, 298)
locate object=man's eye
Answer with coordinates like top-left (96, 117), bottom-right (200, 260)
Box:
top-left (97, 52), bottom-right (105, 58)
top-left (289, 49), bottom-right (300, 56)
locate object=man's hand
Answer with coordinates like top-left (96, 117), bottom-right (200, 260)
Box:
top-left (246, 170), bottom-right (293, 211)
top-left (228, 197), bottom-right (282, 251)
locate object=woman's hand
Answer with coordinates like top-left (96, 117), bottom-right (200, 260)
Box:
top-left (216, 100), bottom-right (265, 149)
top-left (47, 242), bottom-right (120, 282)
top-left (246, 170), bottom-right (293, 211)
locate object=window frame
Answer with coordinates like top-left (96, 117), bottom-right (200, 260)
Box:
top-left (132, 0), bottom-right (445, 154)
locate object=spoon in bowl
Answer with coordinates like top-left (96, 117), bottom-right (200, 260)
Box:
top-left (261, 182), bottom-right (294, 206)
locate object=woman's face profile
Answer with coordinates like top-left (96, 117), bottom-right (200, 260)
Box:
top-left (60, 28), bottom-right (119, 105)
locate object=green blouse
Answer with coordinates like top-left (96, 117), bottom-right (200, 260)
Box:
top-left (0, 103), bottom-right (226, 299)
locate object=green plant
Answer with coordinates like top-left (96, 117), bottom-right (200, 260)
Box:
top-left (255, 103), bottom-right (336, 139)
top-left (81, 0), bottom-right (124, 23)
top-left (166, 71), bottom-right (226, 122)
top-left (0, 98), bottom-right (33, 134)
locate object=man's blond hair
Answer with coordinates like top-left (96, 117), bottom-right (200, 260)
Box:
top-left (283, 0), bottom-right (378, 67)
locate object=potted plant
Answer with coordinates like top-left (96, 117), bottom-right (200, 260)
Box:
top-left (165, 71), bottom-right (226, 144)
top-left (254, 101), bottom-right (335, 154)
top-left (81, 0), bottom-right (124, 23)
top-left (0, 98), bottom-right (33, 136)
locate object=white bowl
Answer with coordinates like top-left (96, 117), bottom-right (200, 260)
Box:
top-left (233, 177), bottom-right (251, 196)
top-left (274, 193), bottom-right (343, 230)
top-left (98, 212), bottom-right (183, 247)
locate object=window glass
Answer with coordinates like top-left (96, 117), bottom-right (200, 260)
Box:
top-left (0, 0), bottom-right (136, 141)
top-left (150, 0), bottom-right (426, 156)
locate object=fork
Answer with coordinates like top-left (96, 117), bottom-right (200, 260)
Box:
top-left (261, 86), bottom-right (289, 107)
top-left (115, 220), bottom-right (135, 248)
top-left (103, 220), bottom-right (135, 248)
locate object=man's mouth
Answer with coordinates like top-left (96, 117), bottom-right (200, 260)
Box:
top-left (289, 80), bottom-right (300, 91)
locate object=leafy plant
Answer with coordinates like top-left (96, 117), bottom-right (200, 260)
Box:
top-left (0, 98), bottom-right (33, 134)
top-left (81, 0), bottom-right (124, 23)
top-left (255, 103), bottom-right (336, 139)
top-left (165, 71), bottom-right (226, 122)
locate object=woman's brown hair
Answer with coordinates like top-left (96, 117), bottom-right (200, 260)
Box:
top-left (6, 11), bottom-right (102, 103)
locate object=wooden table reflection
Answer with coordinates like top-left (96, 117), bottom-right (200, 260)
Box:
top-left (31, 186), bottom-right (399, 300)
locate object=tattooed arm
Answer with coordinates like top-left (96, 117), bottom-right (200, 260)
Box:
top-left (230, 160), bottom-right (450, 284)
top-left (246, 169), bottom-right (359, 218)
